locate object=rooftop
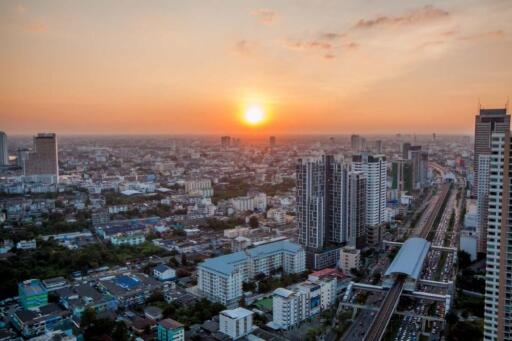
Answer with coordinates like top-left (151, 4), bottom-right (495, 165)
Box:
top-left (384, 237), bottom-right (431, 281)
top-left (199, 240), bottom-right (303, 276)
top-left (220, 307), bottom-right (253, 319)
top-left (159, 318), bottom-right (183, 330)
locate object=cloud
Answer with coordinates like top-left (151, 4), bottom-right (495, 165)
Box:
top-left (353, 5), bottom-right (449, 29)
top-left (323, 54), bottom-right (336, 60)
top-left (252, 9), bottom-right (277, 25)
top-left (319, 32), bottom-right (346, 41)
top-left (24, 21), bottom-right (48, 33)
top-left (284, 39), bottom-right (332, 51)
top-left (458, 30), bottom-right (505, 41)
top-left (234, 40), bottom-right (257, 55)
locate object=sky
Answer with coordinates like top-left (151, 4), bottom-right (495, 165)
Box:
top-left (1, 0), bottom-right (511, 135)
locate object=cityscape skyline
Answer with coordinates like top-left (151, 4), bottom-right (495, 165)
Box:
top-left (1, 1), bottom-right (512, 134)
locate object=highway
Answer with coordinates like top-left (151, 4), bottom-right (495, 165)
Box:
top-left (360, 184), bottom-right (451, 341)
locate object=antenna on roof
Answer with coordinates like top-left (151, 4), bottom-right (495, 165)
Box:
top-left (478, 98), bottom-right (481, 111)
top-left (506, 97), bottom-right (509, 112)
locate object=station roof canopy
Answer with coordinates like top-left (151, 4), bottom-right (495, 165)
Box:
top-left (384, 237), bottom-right (431, 280)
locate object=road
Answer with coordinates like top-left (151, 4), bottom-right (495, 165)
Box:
top-left (355, 184), bottom-right (450, 341)
top-left (392, 181), bottom-right (463, 341)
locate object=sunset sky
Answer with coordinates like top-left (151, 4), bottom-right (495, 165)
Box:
top-left (1, 0), bottom-right (511, 135)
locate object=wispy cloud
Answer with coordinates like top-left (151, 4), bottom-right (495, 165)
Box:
top-left (319, 32), bottom-right (346, 41)
top-left (353, 5), bottom-right (449, 29)
top-left (251, 8), bottom-right (277, 25)
top-left (234, 40), bottom-right (258, 55)
top-left (458, 30), bottom-right (505, 41)
top-left (284, 39), bottom-right (332, 51)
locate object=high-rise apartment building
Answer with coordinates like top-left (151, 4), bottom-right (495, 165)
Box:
top-left (350, 135), bottom-right (366, 152)
top-left (24, 133), bottom-right (59, 183)
top-left (477, 154), bottom-right (491, 253)
top-left (484, 131), bottom-right (512, 340)
top-left (296, 155), bottom-right (367, 269)
top-left (474, 108), bottom-right (510, 197)
top-left (0, 131), bottom-right (8, 166)
top-left (408, 146), bottom-right (429, 190)
top-left (391, 159), bottom-right (413, 196)
top-left (352, 153), bottom-right (387, 245)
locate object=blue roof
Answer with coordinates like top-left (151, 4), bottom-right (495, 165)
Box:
top-left (384, 237), bottom-right (430, 280)
top-left (199, 240), bottom-right (303, 276)
top-left (114, 275), bottom-right (140, 289)
top-left (246, 240), bottom-right (302, 258)
top-left (199, 251), bottom-right (248, 276)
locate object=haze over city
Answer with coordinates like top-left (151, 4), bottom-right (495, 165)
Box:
top-left (2, 1), bottom-right (512, 341)
top-left (1, 0), bottom-right (512, 134)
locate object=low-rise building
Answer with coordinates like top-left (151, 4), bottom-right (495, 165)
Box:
top-left (98, 273), bottom-right (169, 308)
top-left (219, 308), bottom-right (254, 340)
top-left (19, 279), bottom-right (48, 310)
top-left (339, 246), bottom-right (361, 274)
top-left (157, 318), bottom-right (185, 341)
top-left (16, 239), bottom-right (37, 250)
top-left (153, 264), bottom-right (176, 281)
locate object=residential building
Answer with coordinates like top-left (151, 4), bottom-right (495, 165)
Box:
top-left (272, 288), bottom-right (306, 329)
top-left (477, 154), bottom-right (491, 253)
top-left (483, 131), bottom-right (512, 340)
top-left (198, 240), bottom-right (305, 306)
top-left (474, 108), bottom-right (510, 198)
top-left (25, 133), bottom-right (59, 183)
top-left (16, 239), bottom-right (37, 250)
top-left (296, 155), bottom-right (367, 269)
top-left (157, 318), bottom-right (185, 341)
top-left (339, 246), bottom-right (361, 274)
top-left (110, 233), bottom-right (146, 246)
top-left (19, 279), bottom-right (48, 310)
top-left (352, 153), bottom-right (387, 245)
top-left (271, 276), bottom-right (336, 330)
top-left (153, 264), bottom-right (176, 281)
top-left (219, 308), bottom-right (254, 340)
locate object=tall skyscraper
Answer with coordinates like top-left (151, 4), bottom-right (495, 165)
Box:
top-left (484, 131), bottom-right (512, 340)
top-left (0, 131), bottom-right (8, 166)
top-left (269, 136), bottom-right (276, 147)
top-left (221, 136), bottom-right (231, 148)
top-left (350, 135), bottom-right (365, 152)
top-left (25, 133), bottom-right (59, 183)
top-left (473, 108), bottom-right (510, 197)
top-left (476, 154), bottom-right (491, 253)
top-left (352, 153), bottom-right (387, 245)
top-left (401, 142), bottom-right (411, 160)
top-left (346, 171), bottom-right (367, 248)
top-left (391, 159), bottom-right (413, 196)
top-left (296, 155), bottom-right (367, 269)
top-left (408, 145), bottom-right (429, 190)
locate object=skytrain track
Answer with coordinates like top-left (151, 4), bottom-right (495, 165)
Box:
top-left (362, 184), bottom-right (450, 341)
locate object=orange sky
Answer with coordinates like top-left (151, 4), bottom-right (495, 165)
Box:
top-left (1, 1), bottom-right (511, 135)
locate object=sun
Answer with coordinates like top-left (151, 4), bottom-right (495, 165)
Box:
top-left (244, 105), bottom-right (265, 125)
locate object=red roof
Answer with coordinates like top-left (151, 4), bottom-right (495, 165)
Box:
top-left (309, 267), bottom-right (346, 279)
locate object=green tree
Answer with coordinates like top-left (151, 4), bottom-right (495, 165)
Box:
top-left (249, 216), bottom-right (259, 229)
